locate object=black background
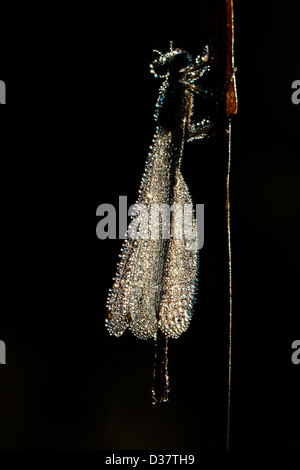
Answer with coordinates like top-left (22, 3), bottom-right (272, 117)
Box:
top-left (0, 0), bottom-right (300, 450)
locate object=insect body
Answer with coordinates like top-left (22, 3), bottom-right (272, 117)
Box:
top-left (106, 43), bottom-right (214, 402)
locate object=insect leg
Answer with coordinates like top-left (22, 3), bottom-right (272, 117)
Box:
top-left (186, 119), bottom-right (215, 141)
top-left (185, 93), bottom-right (215, 141)
top-left (188, 83), bottom-right (217, 101)
top-left (187, 68), bottom-right (237, 103)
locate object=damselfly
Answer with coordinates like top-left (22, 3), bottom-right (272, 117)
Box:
top-left (106, 42), bottom-right (225, 403)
